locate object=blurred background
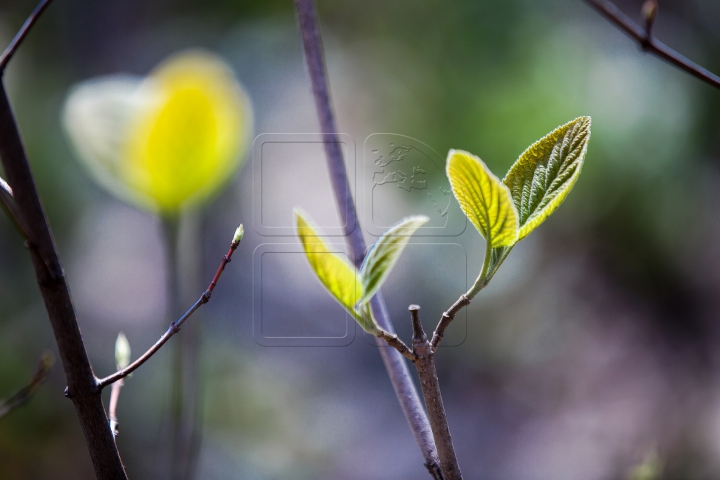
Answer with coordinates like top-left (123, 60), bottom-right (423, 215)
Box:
top-left (1, 0), bottom-right (720, 478)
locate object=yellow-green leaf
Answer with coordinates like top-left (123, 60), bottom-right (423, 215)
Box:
top-left (446, 150), bottom-right (519, 248)
top-left (503, 116), bottom-right (591, 240)
top-left (295, 209), bottom-right (363, 312)
top-left (358, 216), bottom-right (429, 305)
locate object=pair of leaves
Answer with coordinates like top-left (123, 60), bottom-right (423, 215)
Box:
top-left (295, 209), bottom-right (428, 333)
top-left (447, 116), bottom-right (591, 254)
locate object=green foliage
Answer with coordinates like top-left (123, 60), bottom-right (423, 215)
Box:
top-left (446, 150), bottom-right (519, 248)
top-left (295, 210), bottom-right (426, 335)
top-left (358, 216), bottom-right (429, 305)
top-left (503, 116), bottom-right (591, 240)
top-left (448, 117), bottom-right (591, 293)
top-left (295, 209), bottom-right (363, 314)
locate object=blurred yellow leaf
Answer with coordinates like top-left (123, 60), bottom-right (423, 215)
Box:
top-left (63, 50), bottom-right (252, 214)
top-left (446, 149), bottom-right (519, 248)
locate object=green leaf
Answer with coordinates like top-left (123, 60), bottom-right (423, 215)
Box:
top-left (115, 332), bottom-right (131, 370)
top-left (446, 150), bottom-right (519, 248)
top-left (295, 209), bottom-right (363, 312)
top-left (503, 116), bottom-right (591, 240)
top-left (358, 216), bottom-right (430, 305)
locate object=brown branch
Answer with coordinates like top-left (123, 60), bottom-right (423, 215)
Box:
top-left (583, 0), bottom-right (720, 90)
top-left (0, 0), bottom-right (55, 72)
top-left (0, 351), bottom-right (53, 420)
top-left (293, 0), bottom-right (441, 475)
top-left (97, 229), bottom-right (242, 389)
top-left (408, 306), bottom-right (462, 480)
top-left (0, 79), bottom-right (127, 478)
top-left (431, 294), bottom-right (470, 351)
top-left (378, 330), bottom-right (415, 361)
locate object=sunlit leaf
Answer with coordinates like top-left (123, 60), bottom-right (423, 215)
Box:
top-left (503, 116), bottom-right (591, 240)
top-left (295, 209), bottom-right (363, 312)
top-left (446, 150), bottom-right (519, 248)
top-left (358, 216), bottom-right (429, 305)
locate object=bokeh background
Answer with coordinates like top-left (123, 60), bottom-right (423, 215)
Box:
top-left (2, 0), bottom-right (720, 478)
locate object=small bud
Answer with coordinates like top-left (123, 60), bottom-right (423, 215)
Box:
top-left (115, 332), bottom-right (131, 370)
top-left (642, 0), bottom-right (658, 24)
top-left (233, 224), bottom-right (244, 244)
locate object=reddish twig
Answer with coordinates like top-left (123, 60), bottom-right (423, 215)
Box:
top-left (107, 379), bottom-right (123, 437)
top-left (0, 0), bottom-right (55, 72)
top-left (96, 228), bottom-right (243, 389)
top-left (584, 0), bottom-right (720, 90)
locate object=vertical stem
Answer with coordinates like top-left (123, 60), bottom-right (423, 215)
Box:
top-left (108, 379), bottom-right (124, 436)
top-left (163, 215), bottom-right (201, 480)
top-left (293, 1), bottom-right (441, 475)
top-left (410, 306), bottom-right (462, 480)
top-left (0, 81), bottom-right (127, 479)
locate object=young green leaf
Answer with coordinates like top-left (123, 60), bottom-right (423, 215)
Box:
top-left (115, 332), bottom-right (131, 371)
top-left (358, 216), bottom-right (430, 306)
top-left (447, 150), bottom-right (519, 248)
top-left (295, 209), bottom-right (363, 312)
top-left (503, 116), bottom-right (591, 240)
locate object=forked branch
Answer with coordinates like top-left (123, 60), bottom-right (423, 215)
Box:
top-left (293, 0), bottom-right (441, 475)
top-left (0, 0), bottom-right (55, 72)
top-left (409, 306), bottom-right (462, 480)
top-left (584, 0), bottom-right (720, 90)
top-left (97, 227), bottom-right (243, 389)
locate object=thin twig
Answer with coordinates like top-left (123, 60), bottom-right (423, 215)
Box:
top-left (378, 330), bottom-right (415, 361)
top-left (583, 0), bottom-right (720, 90)
top-left (431, 294), bottom-right (470, 351)
top-left (0, 0), bottom-right (55, 72)
top-left (293, 0), bottom-right (442, 474)
top-left (408, 306), bottom-right (462, 480)
top-left (97, 230), bottom-right (242, 389)
top-left (0, 351), bottom-right (54, 420)
top-left (108, 379), bottom-right (123, 437)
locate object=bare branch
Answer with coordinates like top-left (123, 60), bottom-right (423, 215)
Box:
top-left (0, 79), bottom-right (127, 479)
top-left (431, 294), bottom-right (470, 351)
top-left (293, 0), bottom-right (441, 474)
top-left (0, 0), bottom-right (55, 72)
top-left (0, 351), bottom-right (53, 420)
top-left (97, 230), bottom-right (242, 389)
top-left (583, 0), bottom-right (720, 90)
top-left (409, 306), bottom-right (462, 480)
top-left (378, 330), bottom-right (415, 361)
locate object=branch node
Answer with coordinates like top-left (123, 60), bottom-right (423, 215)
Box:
top-left (201, 289), bottom-right (212, 303)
